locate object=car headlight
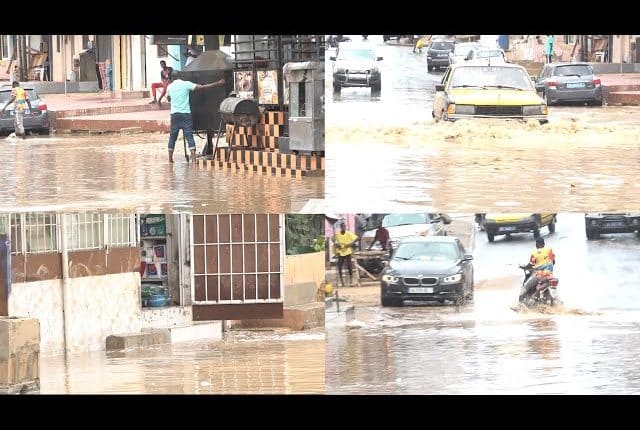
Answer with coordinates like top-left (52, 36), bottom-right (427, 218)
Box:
top-left (591, 220), bottom-right (598, 226)
top-left (382, 274), bottom-right (399, 284)
top-left (447, 104), bottom-right (456, 115)
top-left (441, 273), bottom-right (462, 284)
top-left (455, 105), bottom-right (475, 115)
top-left (523, 105), bottom-right (544, 116)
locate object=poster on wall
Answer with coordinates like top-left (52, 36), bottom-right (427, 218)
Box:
top-left (258, 70), bottom-right (279, 105)
top-left (234, 71), bottom-right (254, 99)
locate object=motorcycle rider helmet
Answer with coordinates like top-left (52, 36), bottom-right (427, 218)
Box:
top-left (536, 237), bottom-right (545, 248)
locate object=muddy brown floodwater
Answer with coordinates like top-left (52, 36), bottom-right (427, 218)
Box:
top-left (326, 117), bottom-right (640, 213)
top-left (0, 134), bottom-right (324, 214)
top-left (39, 330), bottom-right (325, 394)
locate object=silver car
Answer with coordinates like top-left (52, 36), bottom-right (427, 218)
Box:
top-left (448, 42), bottom-right (482, 65)
top-left (534, 62), bottom-right (603, 106)
top-left (361, 213), bottom-right (449, 251)
top-left (0, 85), bottom-right (51, 135)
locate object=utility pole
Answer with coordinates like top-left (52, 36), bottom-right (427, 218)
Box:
top-left (19, 35), bottom-right (28, 82)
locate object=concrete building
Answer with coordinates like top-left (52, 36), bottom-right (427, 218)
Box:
top-left (1, 213), bottom-right (324, 356)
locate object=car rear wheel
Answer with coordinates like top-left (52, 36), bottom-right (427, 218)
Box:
top-left (333, 82), bottom-right (341, 93)
top-left (371, 82), bottom-right (381, 94)
top-left (586, 229), bottom-right (599, 240)
top-left (548, 219), bottom-right (556, 233)
top-left (487, 232), bottom-right (495, 242)
top-left (533, 229), bottom-right (541, 239)
top-left (38, 128), bottom-right (50, 135)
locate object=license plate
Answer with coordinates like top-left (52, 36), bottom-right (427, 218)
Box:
top-left (566, 83), bottom-right (586, 89)
top-left (409, 287), bottom-right (434, 294)
top-left (438, 53), bottom-right (448, 57)
top-left (604, 221), bottom-right (625, 228)
top-left (498, 226), bottom-right (517, 232)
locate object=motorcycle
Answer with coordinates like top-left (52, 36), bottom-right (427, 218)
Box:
top-left (518, 263), bottom-right (560, 307)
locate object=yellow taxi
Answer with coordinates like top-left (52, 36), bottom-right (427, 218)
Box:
top-left (481, 213), bottom-right (557, 242)
top-left (432, 63), bottom-right (548, 124)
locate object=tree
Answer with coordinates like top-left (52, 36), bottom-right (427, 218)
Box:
top-left (285, 215), bottom-right (325, 255)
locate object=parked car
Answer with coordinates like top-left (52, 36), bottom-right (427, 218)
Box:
top-left (330, 44), bottom-right (383, 93)
top-left (427, 39), bottom-right (456, 71)
top-left (380, 236), bottom-right (474, 307)
top-left (0, 85), bottom-right (50, 135)
top-left (360, 213), bottom-right (450, 251)
top-left (383, 35), bottom-right (411, 42)
top-left (432, 63), bottom-right (548, 124)
top-left (482, 213), bottom-right (557, 242)
top-left (448, 42), bottom-right (482, 65)
top-left (534, 62), bottom-right (603, 106)
top-left (464, 47), bottom-right (506, 64)
top-left (585, 213), bottom-right (640, 239)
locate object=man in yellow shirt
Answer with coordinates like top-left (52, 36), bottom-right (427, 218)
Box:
top-left (333, 221), bottom-right (358, 287)
top-left (1, 81), bottom-right (32, 139)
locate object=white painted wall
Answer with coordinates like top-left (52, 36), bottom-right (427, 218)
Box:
top-left (9, 272), bottom-right (141, 356)
top-left (131, 35), bottom-right (145, 90)
top-left (65, 272), bottom-right (142, 354)
top-left (8, 279), bottom-right (65, 356)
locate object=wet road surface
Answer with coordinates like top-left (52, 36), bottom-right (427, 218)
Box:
top-left (40, 330), bottom-right (325, 394)
top-left (326, 213), bottom-right (640, 394)
top-left (326, 36), bottom-right (640, 213)
top-left (0, 134), bottom-right (324, 214)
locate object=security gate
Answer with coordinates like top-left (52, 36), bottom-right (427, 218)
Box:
top-left (190, 214), bottom-right (284, 321)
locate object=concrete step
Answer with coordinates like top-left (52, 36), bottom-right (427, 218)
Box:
top-left (117, 90), bottom-right (150, 100)
top-left (51, 102), bottom-right (168, 119)
top-left (238, 303), bottom-right (325, 331)
top-left (106, 329), bottom-right (170, 351)
top-left (605, 91), bottom-right (640, 106)
top-left (162, 322), bottom-right (223, 343)
top-left (55, 116), bottom-right (170, 133)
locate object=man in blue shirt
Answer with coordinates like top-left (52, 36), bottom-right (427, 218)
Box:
top-left (165, 71), bottom-right (225, 163)
top-left (545, 35), bottom-right (554, 64)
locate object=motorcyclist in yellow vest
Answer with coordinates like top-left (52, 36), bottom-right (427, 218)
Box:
top-left (333, 221), bottom-right (358, 287)
top-left (519, 237), bottom-right (556, 302)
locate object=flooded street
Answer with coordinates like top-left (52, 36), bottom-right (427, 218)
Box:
top-left (0, 134), bottom-right (324, 214)
top-left (326, 35), bottom-right (640, 213)
top-left (326, 213), bottom-right (640, 394)
top-left (39, 330), bottom-right (325, 394)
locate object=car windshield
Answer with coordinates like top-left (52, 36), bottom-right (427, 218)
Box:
top-left (430, 41), bottom-right (454, 51)
top-left (382, 213), bottom-right (429, 227)
top-left (0, 89), bottom-right (38, 104)
top-left (337, 49), bottom-right (376, 61)
top-left (476, 50), bottom-right (503, 59)
top-left (449, 66), bottom-right (533, 90)
top-left (554, 64), bottom-right (593, 77)
top-left (394, 242), bottom-right (459, 262)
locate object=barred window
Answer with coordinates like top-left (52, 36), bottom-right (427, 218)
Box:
top-left (23, 213), bottom-right (58, 254)
top-left (1, 214), bottom-right (22, 254)
top-left (64, 213), bottom-right (104, 251)
top-left (107, 214), bottom-right (137, 247)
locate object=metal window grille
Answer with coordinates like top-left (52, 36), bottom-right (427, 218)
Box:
top-left (106, 214), bottom-right (137, 247)
top-left (191, 214), bottom-right (284, 304)
top-left (64, 213), bottom-right (104, 251)
top-left (23, 213), bottom-right (59, 254)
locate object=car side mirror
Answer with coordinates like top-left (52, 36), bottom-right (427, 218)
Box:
top-left (435, 84), bottom-right (445, 91)
top-left (463, 254), bottom-right (473, 261)
top-left (329, 56), bottom-right (336, 61)
top-left (377, 56), bottom-right (384, 61)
